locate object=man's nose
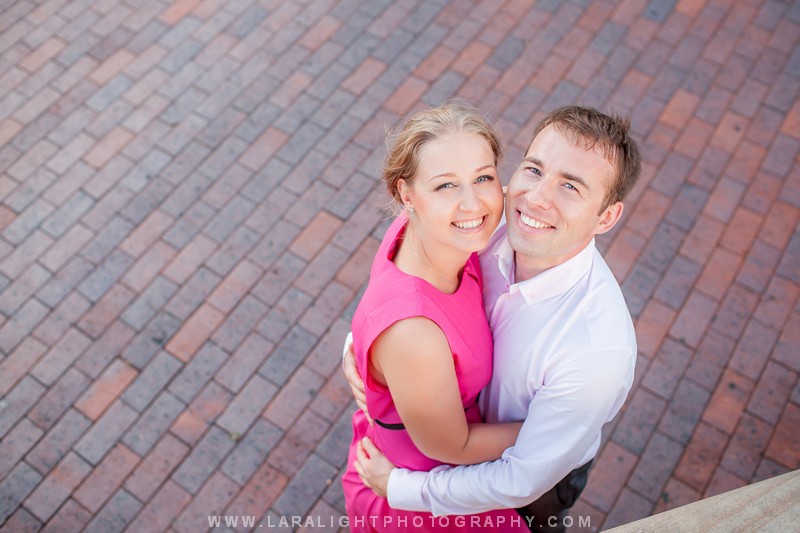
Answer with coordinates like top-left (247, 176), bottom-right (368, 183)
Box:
top-left (526, 177), bottom-right (554, 208)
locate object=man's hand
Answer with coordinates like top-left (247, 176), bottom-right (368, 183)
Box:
top-left (355, 436), bottom-right (395, 498)
top-left (342, 333), bottom-right (371, 422)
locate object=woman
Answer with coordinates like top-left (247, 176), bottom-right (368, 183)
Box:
top-left (342, 104), bottom-right (527, 532)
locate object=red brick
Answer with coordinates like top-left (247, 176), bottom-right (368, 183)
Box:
top-left (781, 99), bottom-right (800, 138)
top-left (603, 487), bottom-right (653, 529)
top-left (660, 89), bottom-right (702, 130)
top-left (264, 366), bottom-right (325, 430)
top-left (89, 49), bottom-right (136, 85)
top-left (239, 127), bottom-right (289, 171)
top-left (83, 127), bottom-right (133, 168)
top-left (24, 452), bottom-right (92, 522)
top-left (217, 374), bottom-right (278, 435)
top-left (20, 38), bottom-right (65, 73)
top-left (653, 476), bottom-right (701, 514)
top-left (383, 76), bottom-right (428, 116)
top-left (174, 472), bottom-right (238, 533)
top-left (754, 275), bottom-right (799, 327)
top-left (724, 140), bottom-right (767, 188)
top-left (729, 318), bottom-right (780, 380)
top-left (765, 402), bottom-right (800, 469)
top-left (270, 71), bottom-right (313, 109)
top-left (289, 211), bottom-right (343, 261)
top-left (451, 41), bottom-right (494, 76)
top-left (40, 499), bottom-right (91, 533)
top-left (674, 422), bottom-right (728, 492)
top-left (720, 413), bottom-right (773, 480)
top-left (118, 209), bottom-right (173, 257)
top-left (75, 359), bottom-right (138, 420)
top-left (267, 410), bottom-right (330, 477)
top-left (414, 44), bottom-right (457, 81)
top-left (77, 284), bottom-right (136, 338)
top-left (582, 441), bottom-right (639, 512)
top-left (124, 434), bottom-right (189, 502)
top-left (170, 409), bottom-right (208, 446)
top-left (634, 299), bottom-right (677, 358)
top-left (704, 467), bottom-right (747, 498)
top-left (702, 369), bottom-right (755, 435)
top-left (120, 240), bottom-right (177, 291)
top-left (341, 57), bottom-right (387, 95)
top-left (680, 215), bottom-right (725, 265)
top-left (335, 236), bottom-right (379, 290)
top-left (299, 15), bottom-right (341, 50)
top-left (628, 189), bottom-right (672, 238)
top-left (712, 284), bottom-right (760, 339)
top-left (748, 361), bottom-right (797, 424)
top-left (673, 117), bottom-right (714, 159)
top-left (126, 480), bottom-right (191, 533)
top-left (207, 259), bottom-right (263, 313)
top-left (224, 463), bottom-right (288, 522)
top-left (160, 0), bottom-right (200, 24)
top-left (695, 247), bottom-right (742, 300)
top-left (703, 177), bottom-right (746, 222)
top-left (719, 207), bottom-right (763, 255)
top-left (709, 111), bottom-right (749, 152)
top-left (162, 233), bottom-right (218, 284)
top-left (73, 444), bottom-right (139, 513)
top-left (165, 303), bottom-right (225, 362)
top-left (628, 431), bottom-right (685, 501)
top-left (0, 419), bottom-right (42, 481)
top-left (0, 337), bottom-right (47, 395)
top-left (603, 228), bottom-right (645, 283)
top-left (759, 201), bottom-right (799, 250)
top-left (28, 367), bottom-right (90, 430)
top-left (669, 291), bottom-right (718, 348)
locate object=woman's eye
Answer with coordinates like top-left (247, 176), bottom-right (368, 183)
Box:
top-left (476, 175), bottom-right (494, 183)
top-left (435, 182), bottom-right (455, 191)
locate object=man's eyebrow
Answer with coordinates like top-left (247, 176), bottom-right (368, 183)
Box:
top-left (523, 156), bottom-right (590, 190)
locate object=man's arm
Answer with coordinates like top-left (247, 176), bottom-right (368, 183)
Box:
top-left (384, 350), bottom-right (633, 515)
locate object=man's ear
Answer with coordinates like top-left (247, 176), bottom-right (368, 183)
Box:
top-left (595, 201), bottom-right (624, 235)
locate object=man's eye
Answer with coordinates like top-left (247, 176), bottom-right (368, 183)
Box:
top-left (526, 167), bottom-right (542, 176)
top-left (564, 182), bottom-right (577, 191)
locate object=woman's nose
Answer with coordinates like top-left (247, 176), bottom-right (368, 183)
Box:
top-left (459, 186), bottom-right (481, 211)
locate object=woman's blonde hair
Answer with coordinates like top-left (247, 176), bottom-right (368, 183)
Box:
top-left (383, 103), bottom-right (502, 203)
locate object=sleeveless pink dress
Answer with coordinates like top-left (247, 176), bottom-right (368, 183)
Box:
top-left (342, 213), bottom-right (527, 532)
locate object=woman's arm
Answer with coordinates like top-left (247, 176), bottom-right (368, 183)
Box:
top-left (370, 317), bottom-right (521, 465)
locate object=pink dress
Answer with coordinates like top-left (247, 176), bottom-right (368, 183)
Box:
top-left (342, 214), bottom-right (528, 532)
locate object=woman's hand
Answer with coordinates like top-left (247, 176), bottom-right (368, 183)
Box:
top-left (355, 437), bottom-right (395, 498)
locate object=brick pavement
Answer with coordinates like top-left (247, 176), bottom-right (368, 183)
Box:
top-left (0, 0), bottom-right (798, 531)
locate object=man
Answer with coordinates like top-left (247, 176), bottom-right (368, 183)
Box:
top-left (345, 106), bottom-right (641, 532)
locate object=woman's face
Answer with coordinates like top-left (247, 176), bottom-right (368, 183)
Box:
top-left (399, 131), bottom-right (504, 256)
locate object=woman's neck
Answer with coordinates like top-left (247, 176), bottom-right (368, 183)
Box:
top-left (395, 225), bottom-right (466, 294)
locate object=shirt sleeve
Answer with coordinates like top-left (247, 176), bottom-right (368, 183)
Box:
top-left (387, 348), bottom-right (634, 515)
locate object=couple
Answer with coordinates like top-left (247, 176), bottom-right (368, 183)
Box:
top-left (341, 103), bottom-right (641, 532)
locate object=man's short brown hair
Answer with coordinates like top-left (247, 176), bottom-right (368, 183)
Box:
top-left (533, 106), bottom-right (641, 213)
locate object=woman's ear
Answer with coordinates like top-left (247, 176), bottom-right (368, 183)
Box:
top-left (397, 179), bottom-right (414, 211)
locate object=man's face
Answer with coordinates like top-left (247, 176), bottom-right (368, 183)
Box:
top-left (505, 124), bottom-right (623, 279)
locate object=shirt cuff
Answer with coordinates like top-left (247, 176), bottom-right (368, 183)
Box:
top-left (341, 331), bottom-right (353, 364)
top-left (387, 468), bottom-right (430, 512)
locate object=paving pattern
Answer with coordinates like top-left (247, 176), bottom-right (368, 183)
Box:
top-left (0, 0), bottom-right (798, 531)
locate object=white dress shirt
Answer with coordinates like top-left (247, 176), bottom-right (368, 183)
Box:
top-left (387, 222), bottom-right (636, 515)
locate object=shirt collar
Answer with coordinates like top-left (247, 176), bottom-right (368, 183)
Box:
top-left (489, 231), bottom-right (596, 304)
